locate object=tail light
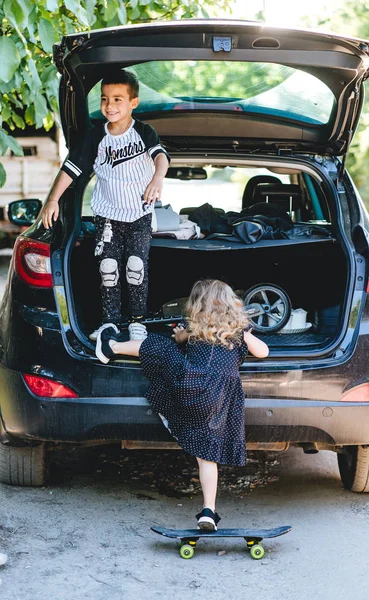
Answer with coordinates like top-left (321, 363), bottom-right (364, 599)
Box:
top-left (14, 238), bottom-right (52, 288)
top-left (340, 383), bottom-right (369, 402)
top-left (23, 374), bottom-right (78, 398)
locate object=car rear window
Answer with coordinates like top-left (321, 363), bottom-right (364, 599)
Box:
top-left (88, 61), bottom-right (335, 126)
top-left (82, 166), bottom-right (291, 216)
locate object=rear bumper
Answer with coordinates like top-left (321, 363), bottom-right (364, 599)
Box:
top-left (2, 367), bottom-right (369, 447)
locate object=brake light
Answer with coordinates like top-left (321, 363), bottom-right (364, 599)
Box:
top-left (23, 374), bottom-right (78, 398)
top-left (14, 238), bottom-right (52, 288)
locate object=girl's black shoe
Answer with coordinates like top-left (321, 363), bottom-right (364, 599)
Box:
top-left (196, 508), bottom-right (221, 531)
top-left (95, 326), bottom-right (119, 364)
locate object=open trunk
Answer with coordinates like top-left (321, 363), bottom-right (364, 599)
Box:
top-left (68, 152), bottom-right (351, 359)
top-left (70, 228), bottom-right (347, 356)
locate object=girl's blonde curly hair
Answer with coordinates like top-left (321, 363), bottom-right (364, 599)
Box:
top-left (185, 279), bottom-right (250, 348)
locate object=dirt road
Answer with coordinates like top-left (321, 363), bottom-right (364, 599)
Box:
top-left (0, 255), bottom-right (368, 600)
top-left (1, 446), bottom-right (369, 599)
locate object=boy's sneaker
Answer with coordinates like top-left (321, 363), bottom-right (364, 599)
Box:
top-left (89, 322), bottom-right (119, 341)
top-left (128, 322), bottom-right (148, 341)
top-left (95, 326), bottom-right (120, 364)
top-left (196, 508), bottom-right (221, 531)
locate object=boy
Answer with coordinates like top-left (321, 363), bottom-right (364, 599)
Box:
top-left (42, 70), bottom-right (170, 342)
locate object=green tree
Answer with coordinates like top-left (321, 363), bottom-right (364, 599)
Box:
top-left (330, 2), bottom-right (369, 205)
top-left (299, 1), bottom-right (369, 205)
top-left (0, 0), bottom-right (233, 186)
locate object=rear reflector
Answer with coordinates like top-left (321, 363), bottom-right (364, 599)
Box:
top-left (14, 237), bottom-right (52, 288)
top-left (23, 374), bottom-right (78, 398)
top-left (340, 383), bottom-right (369, 402)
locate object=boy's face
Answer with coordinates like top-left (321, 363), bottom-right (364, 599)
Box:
top-left (100, 83), bottom-right (139, 125)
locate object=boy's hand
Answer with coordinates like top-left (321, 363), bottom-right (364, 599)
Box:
top-left (42, 200), bottom-right (59, 229)
top-left (143, 175), bottom-right (164, 205)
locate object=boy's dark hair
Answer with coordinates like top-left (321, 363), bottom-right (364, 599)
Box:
top-left (101, 69), bottom-right (139, 98)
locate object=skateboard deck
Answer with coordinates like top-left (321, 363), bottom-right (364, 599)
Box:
top-left (151, 525), bottom-right (292, 560)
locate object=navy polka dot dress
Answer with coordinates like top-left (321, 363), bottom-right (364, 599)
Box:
top-left (139, 331), bottom-right (249, 466)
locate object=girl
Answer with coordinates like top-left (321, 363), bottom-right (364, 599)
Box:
top-left (96, 279), bottom-right (269, 531)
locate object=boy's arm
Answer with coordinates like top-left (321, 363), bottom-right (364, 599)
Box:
top-left (41, 170), bottom-right (73, 229)
top-left (41, 125), bottom-right (102, 229)
top-left (143, 153), bottom-right (169, 204)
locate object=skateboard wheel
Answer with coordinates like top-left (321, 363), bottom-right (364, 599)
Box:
top-left (180, 544), bottom-right (195, 559)
top-left (250, 544), bottom-right (265, 560)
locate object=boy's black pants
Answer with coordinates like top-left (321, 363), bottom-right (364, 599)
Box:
top-left (94, 214), bottom-right (152, 325)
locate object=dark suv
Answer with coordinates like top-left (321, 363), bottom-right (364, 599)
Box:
top-left (2, 20), bottom-right (369, 490)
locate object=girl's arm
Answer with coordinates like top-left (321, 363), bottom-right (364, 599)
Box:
top-left (244, 330), bottom-right (269, 358)
top-left (173, 325), bottom-right (189, 345)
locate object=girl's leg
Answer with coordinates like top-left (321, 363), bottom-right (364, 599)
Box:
top-left (110, 339), bottom-right (143, 357)
top-left (196, 457), bottom-right (218, 512)
top-left (96, 331), bottom-right (143, 364)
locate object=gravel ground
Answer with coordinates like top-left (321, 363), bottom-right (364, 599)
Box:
top-left (1, 447), bottom-right (369, 600)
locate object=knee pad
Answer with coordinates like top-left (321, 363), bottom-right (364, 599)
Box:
top-left (126, 255), bottom-right (144, 286)
top-left (100, 258), bottom-right (119, 287)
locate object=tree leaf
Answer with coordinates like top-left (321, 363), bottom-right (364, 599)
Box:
top-left (46, 0), bottom-right (59, 10)
top-left (1, 105), bottom-right (11, 122)
top-left (0, 129), bottom-right (24, 156)
top-left (11, 0), bottom-right (27, 25)
top-left (104, 0), bottom-right (118, 22)
top-left (3, 0), bottom-right (26, 27)
top-left (12, 114), bottom-right (25, 129)
top-left (84, 0), bottom-right (97, 26)
top-left (117, 3), bottom-right (127, 24)
top-left (0, 37), bottom-right (21, 83)
top-left (25, 105), bottom-right (35, 125)
top-left (22, 73), bottom-right (35, 100)
top-left (64, 0), bottom-right (89, 27)
top-left (0, 163), bottom-right (7, 188)
top-left (28, 58), bottom-right (42, 92)
top-left (129, 6), bottom-right (141, 20)
top-left (38, 17), bottom-right (60, 53)
top-left (3, 0), bottom-right (27, 48)
top-left (42, 112), bottom-right (54, 131)
top-left (34, 95), bottom-right (49, 128)
top-left (40, 63), bottom-right (58, 84)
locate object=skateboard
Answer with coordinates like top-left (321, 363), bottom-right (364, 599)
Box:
top-left (151, 525), bottom-right (292, 559)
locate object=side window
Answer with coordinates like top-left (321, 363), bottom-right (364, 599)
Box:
top-left (302, 174), bottom-right (331, 223)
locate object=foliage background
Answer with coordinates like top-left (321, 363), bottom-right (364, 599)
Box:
top-left (0, 0), bottom-right (233, 187)
top-left (1, 0), bottom-right (369, 203)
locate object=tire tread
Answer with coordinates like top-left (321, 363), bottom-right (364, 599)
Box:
top-left (0, 443), bottom-right (46, 486)
top-left (351, 445), bottom-right (369, 493)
